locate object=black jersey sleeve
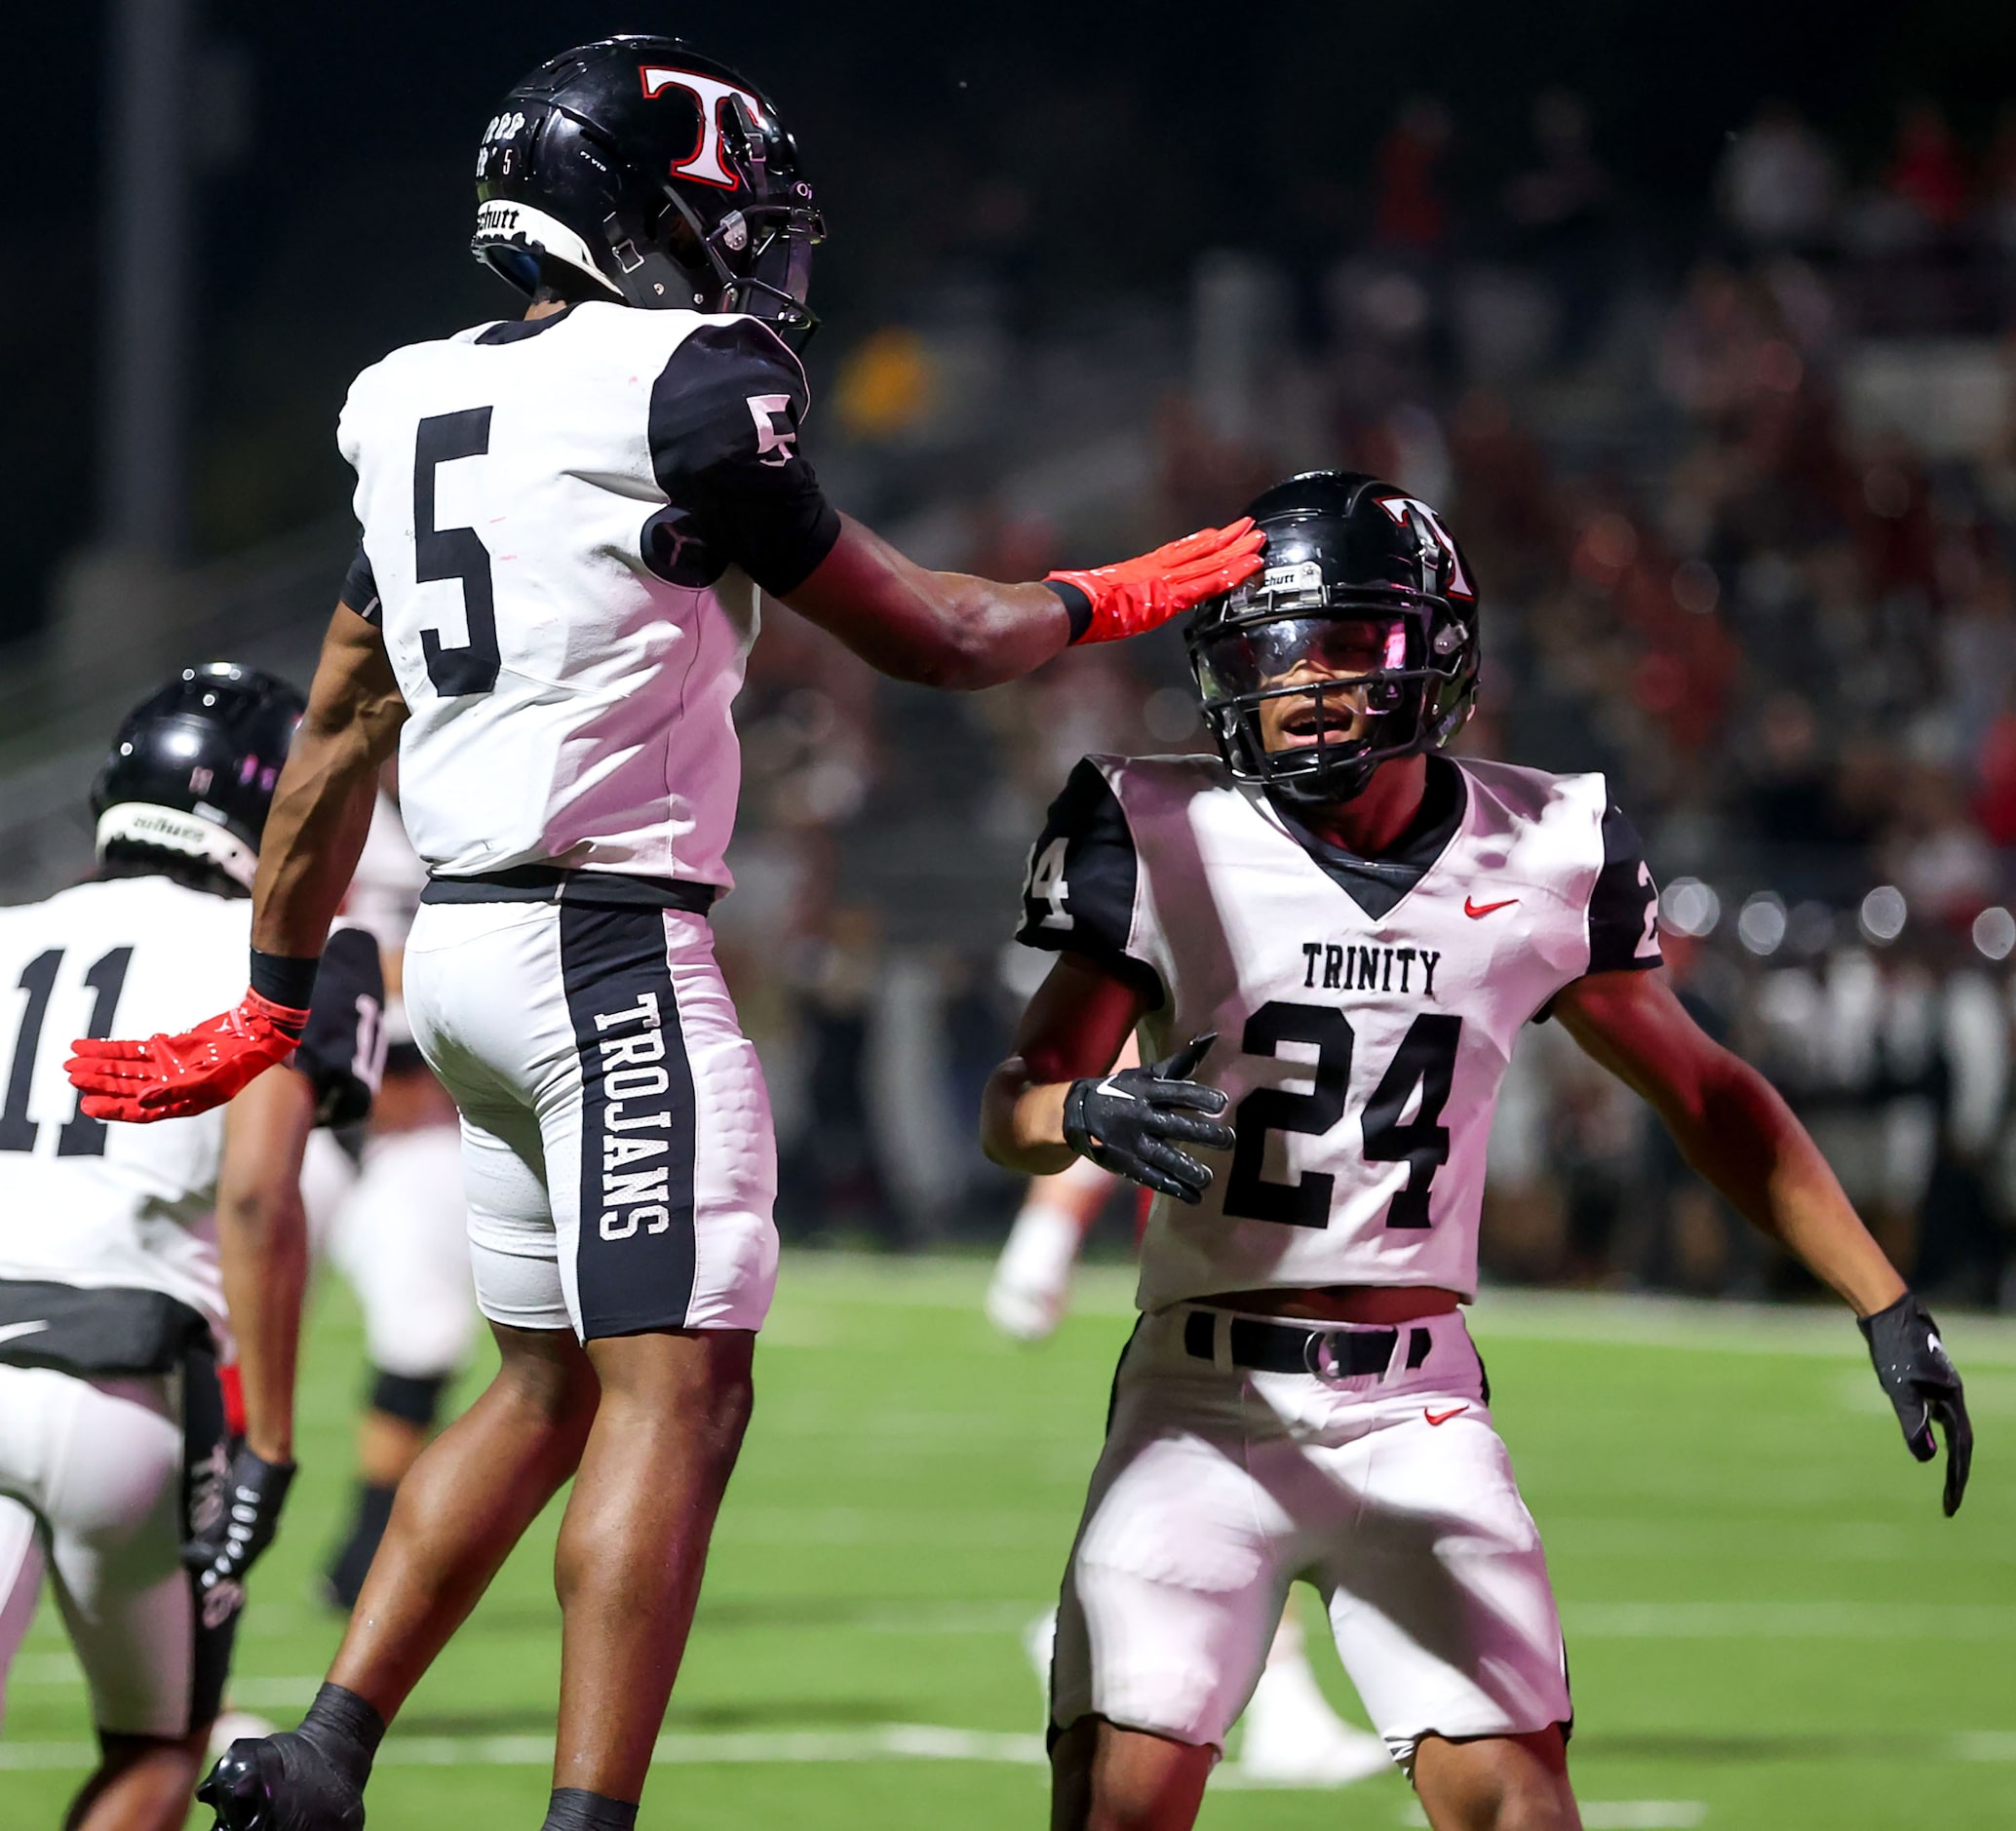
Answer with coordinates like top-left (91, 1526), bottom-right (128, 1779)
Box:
top-left (340, 540), bottom-right (381, 623)
top-left (292, 925), bottom-right (387, 1127)
top-left (1015, 760), bottom-right (1165, 1005)
top-left (1585, 805), bottom-right (1663, 975)
top-left (645, 319), bottom-right (842, 599)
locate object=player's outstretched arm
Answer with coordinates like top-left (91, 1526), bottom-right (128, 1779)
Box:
top-left (1556, 967), bottom-right (1971, 1514)
top-left (65, 604), bottom-right (406, 1123)
top-left (782, 513), bottom-right (1262, 691)
top-left (982, 954), bottom-right (1234, 1203)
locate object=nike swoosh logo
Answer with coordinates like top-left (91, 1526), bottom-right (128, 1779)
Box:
top-left (1463, 897), bottom-right (1519, 918)
top-left (1423, 1405), bottom-right (1469, 1426)
top-left (0, 1319), bottom-right (51, 1347)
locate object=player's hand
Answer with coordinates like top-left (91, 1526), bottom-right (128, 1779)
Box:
top-left (185, 1443), bottom-right (296, 1595)
top-left (1048, 519), bottom-right (1265, 645)
top-left (1062, 1033), bottom-right (1235, 1204)
top-left (64, 991), bottom-right (309, 1123)
top-left (1858, 1292), bottom-right (1972, 1517)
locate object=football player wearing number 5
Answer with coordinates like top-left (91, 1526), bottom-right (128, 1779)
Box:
top-left (62, 34), bottom-right (1260, 1831)
top-left (982, 470), bottom-right (1972, 1831)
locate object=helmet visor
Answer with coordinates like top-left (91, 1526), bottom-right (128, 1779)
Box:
top-left (1193, 612), bottom-right (1415, 703)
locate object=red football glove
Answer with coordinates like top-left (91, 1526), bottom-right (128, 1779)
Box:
top-left (65, 991), bottom-right (309, 1123)
top-left (1046, 517), bottom-right (1264, 644)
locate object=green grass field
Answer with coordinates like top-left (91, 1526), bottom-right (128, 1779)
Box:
top-left (5, 1256), bottom-right (2012, 1829)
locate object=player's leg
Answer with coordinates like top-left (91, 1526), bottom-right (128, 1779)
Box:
top-left (201, 1085), bottom-right (595, 1829)
top-left (988, 1156), bottom-right (1116, 1341)
top-left (65, 1730), bottom-right (214, 1831)
top-left (322, 1108), bottom-right (475, 1608)
top-left (203, 1313), bottom-right (597, 1831)
top-left (318, 1090), bottom-right (598, 1717)
top-left (18, 1357), bottom-right (230, 1831)
top-left (1049, 1313), bottom-right (1287, 1831)
top-left (1412, 1728), bottom-right (1578, 1831)
top-left (1049, 1718), bottom-right (1214, 1831)
top-left (1311, 1315), bottom-right (1576, 1831)
top-left (549, 1327), bottom-right (753, 1795)
top-left (326, 1319), bottom-right (597, 1708)
top-left (541, 905), bottom-right (778, 1808)
top-left (0, 1494), bottom-right (45, 1735)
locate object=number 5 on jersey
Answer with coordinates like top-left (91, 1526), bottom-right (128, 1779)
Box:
top-left (414, 408), bottom-right (501, 696)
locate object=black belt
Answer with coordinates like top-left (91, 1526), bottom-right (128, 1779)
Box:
top-left (1182, 1308), bottom-right (1432, 1379)
top-left (421, 867), bottom-right (717, 914)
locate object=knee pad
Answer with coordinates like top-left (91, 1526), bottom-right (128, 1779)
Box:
top-left (367, 1368), bottom-right (448, 1429)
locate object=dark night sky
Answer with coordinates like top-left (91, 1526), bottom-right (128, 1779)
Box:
top-left (6, 0), bottom-right (2015, 639)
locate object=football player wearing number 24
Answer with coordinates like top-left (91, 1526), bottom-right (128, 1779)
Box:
top-left (61, 34), bottom-right (1260, 1831)
top-left (983, 470), bottom-right (1971, 1831)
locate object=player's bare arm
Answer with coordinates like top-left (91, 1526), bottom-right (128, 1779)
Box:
top-left (215, 1065), bottom-right (319, 1466)
top-left (1555, 966), bottom-right (1971, 1512)
top-left (982, 952), bottom-right (1147, 1170)
top-left (1554, 968), bottom-right (1903, 1313)
top-left (982, 954), bottom-right (1234, 1204)
top-left (251, 604), bottom-right (408, 961)
top-left (785, 511), bottom-right (1262, 691)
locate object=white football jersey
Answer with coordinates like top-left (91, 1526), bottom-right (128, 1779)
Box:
top-left (0, 877), bottom-right (384, 1348)
top-left (337, 300), bottom-right (840, 889)
top-left (1017, 754), bottom-right (1661, 1307)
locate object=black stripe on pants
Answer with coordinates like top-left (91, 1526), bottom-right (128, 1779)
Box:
top-left (560, 905), bottom-right (699, 1337)
top-left (180, 1343), bottom-right (236, 1734)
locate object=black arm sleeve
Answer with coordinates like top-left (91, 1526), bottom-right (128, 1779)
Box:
top-left (645, 320), bottom-right (842, 599)
top-left (339, 541), bottom-right (381, 623)
top-left (292, 925), bottom-right (387, 1128)
top-left (1586, 805), bottom-right (1663, 974)
top-left (1015, 760), bottom-right (1164, 1006)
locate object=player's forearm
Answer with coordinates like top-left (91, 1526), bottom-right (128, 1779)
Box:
top-left (216, 1178), bottom-right (308, 1462)
top-left (898, 571), bottom-right (1074, 689)
top-left (252, 737), bottom-right (381, 958)
top-left (1660, 1057), bottom-right (1907, 1316)
top-left (784, 514), bottom-right (1072, 689)
top-left (981, 1061), bottom-right (1075, 1174)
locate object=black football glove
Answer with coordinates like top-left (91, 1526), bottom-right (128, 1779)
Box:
top-left (1858, 1293), bottom-right (1971, 1517)
top-left (185, 1443), bottom-right (297, 1597)
top-left (1062, 1033), bottom-right (1235, 1204)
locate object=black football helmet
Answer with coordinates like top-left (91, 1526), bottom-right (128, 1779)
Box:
top-left (1186, 471), bottom-right (1481, 804)
top-left (472, 35), bottom-right (822, 334)
top-left (91, 663), bottom-right (306, 892)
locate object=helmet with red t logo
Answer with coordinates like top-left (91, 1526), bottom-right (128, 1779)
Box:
top-left (471, 35), bottom-right (823, 337)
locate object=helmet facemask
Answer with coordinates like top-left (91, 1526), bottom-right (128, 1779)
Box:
top-left (648, 98), bottom-right (825, 340)
top-left (1188, 586), bottom-right (1476, 807)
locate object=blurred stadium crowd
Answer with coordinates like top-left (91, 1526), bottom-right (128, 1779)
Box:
top-left (719, 95), bottom-right (2016, 1310)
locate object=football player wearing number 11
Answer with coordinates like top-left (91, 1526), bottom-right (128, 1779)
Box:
top-left (63, 33), bottom-right (1259, 1831)
top-left (983, 470), bottom-right (1973, 1831)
